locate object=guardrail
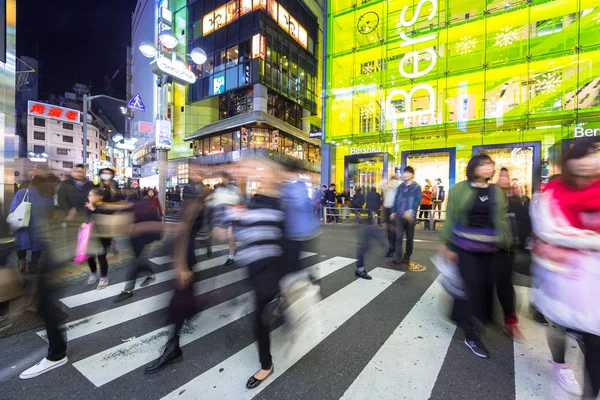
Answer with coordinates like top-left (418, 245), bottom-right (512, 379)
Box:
top-left (323, 206), bottom-right (445, 230)
top-left (323, 207), bottom-right (379, 225)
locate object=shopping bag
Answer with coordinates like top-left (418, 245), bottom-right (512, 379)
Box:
top-left (74, 222), bottom-right (93, 263)
top-left (431, 252), bottom-right (466, 299)
top-left (279, 271), bottom-right (321, 329)
top-left (0, 267), bottom-right (24, 302)
top-left (7, 190), bottom-right (31, 231)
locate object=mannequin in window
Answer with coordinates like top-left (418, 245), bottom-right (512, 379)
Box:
top-left (432, 178), bottom-right (445, 218)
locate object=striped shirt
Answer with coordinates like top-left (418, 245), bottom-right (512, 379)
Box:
top-left (232, 194), bottom-right (284, 265)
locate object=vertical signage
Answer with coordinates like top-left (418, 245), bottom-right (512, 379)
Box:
top-left (271, 130), bottom-right (279, 150)
top-left (213, 73), bottom-right (225, 94)
top-left (155, 119), bottom-right (173, 150)
top-left (457, 81), bottom-right (468, 132)
top-left (241, 127), bottom-right (248, 150)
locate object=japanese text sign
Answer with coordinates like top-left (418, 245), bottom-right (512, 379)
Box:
top-left (28, 101), bottom-right (81, 124)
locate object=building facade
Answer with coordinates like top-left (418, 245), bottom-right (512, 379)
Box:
top-left (324, 0), bottom-right (600, 202)
top-left (26, 108), bottom-right (104, 179)
top-left (179, 0), bottom-right (323, 194)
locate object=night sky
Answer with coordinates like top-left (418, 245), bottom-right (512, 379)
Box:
top-left (17, 0), bottom-right (138, 99)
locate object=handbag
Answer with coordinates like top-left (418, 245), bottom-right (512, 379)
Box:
top-left (7, 189), bottom-right (31, 231)
top-left (92, 213), bottom-right (134, 238)
top-left (0, 267), bottom-right (24, 303)
top-left (74, 222), bottom-right (93, 263)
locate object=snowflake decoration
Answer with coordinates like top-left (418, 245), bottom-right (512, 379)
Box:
top-left (362, 63), bottom-right (375, 74)
top-left (338, 111), bottom-right (348, 122)
top-left (455, 36), bottom-right (476, 55)
top-left (360, 102), bottom-right (376, 118)
top-left (535, 72), bottom-right (562, 94)
top-left (494, 27), bottom-right (520, 47)
top-left (594, 12), bottom-right (600, 23)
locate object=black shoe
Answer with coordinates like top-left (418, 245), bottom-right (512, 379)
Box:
top-left (224, 257), bottom-right (235, 266)
top-left (387, 260), bottom-right (402, 268)
top-left (385, 250), bottom-right (394, 258)
top-left (246, 364), bottom-right (274, 389)
top-left (355, 270), bottom-right (372, 280)
top-left (144, 337), bottom-right (182, 373)
top-left (529, 305), bottom-right (548, 326)
top-left (206, 248), bottom-right (212, 257)
top-left (113, 291), bottom-right (133, 303)
top-left (140, 275), bottom-right (155, 287)
top-left (464, 339), bottom-right (490, 359)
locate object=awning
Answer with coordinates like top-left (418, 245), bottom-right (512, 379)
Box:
top-left (184, 111), bottom-right (321, 146)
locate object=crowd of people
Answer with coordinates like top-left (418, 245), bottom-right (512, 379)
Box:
top-left (1, 141), bottom-right (599, 398)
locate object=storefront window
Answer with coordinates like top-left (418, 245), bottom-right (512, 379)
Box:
top-left (221, 132), bottom-right (233, 152)
top-left (209, 136), bottom-right (222, 154)
top-left (250, 129), bottom-right (271, 149)
top-left (233, 131), bottom-right (241, 151)
top-left (476, 145), bottom-right (535, 198)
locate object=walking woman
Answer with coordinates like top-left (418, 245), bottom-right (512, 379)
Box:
top-left (9, 173), bottom-right (54, 274)
top-left (441, 154), bottom-right (511, 359)
top-left (531, 140), bottom-right (600, 398)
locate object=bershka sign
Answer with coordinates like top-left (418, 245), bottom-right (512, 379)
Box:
top-left (574, 127), bottom-right (600, 138)
top-left (150, 57), bottom-right (196, 85)
top-left (385, 0), bottom-right (438, 126)
top-left (350, 145), bottom-right (383, 155)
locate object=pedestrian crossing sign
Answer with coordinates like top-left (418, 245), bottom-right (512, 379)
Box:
top-left (128, 92), bottom-right (145, 112)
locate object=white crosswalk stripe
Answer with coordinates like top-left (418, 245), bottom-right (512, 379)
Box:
top-left (161, 268), bottom-right (404, 400)
top-left (73, 255), bottom-right (356, 387)
top-left (341, 280), bottom-right (455, 400)
top-left (23, 245), bottom-right (585, 400)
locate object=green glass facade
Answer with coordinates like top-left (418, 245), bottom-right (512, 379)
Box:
top-left (325, 0), bottom-right (600, 194)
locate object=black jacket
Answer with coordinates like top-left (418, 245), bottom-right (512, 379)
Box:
top-left (57, 177), bottom-right (95, 215)
top-left (366, 191), bottom-right (382, 211)
top-left (324, 189), bottom-right (337, 203)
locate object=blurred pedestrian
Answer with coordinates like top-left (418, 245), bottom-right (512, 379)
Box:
top-left (145, 162), bottom-right (212, 372)
top-left (388, 167), bottom-right (422, 268)
top-left (146, 189), bottom-right (164, 220)
top-left (113, 191), bottom-right (161, 303)
top-left (494, 167), bottom-right (526, 342)
top-left (9, 173), bottom-right (54, 274)
top-left (57, 164), bottom-right (95, 265)
top-left (531, 140), bottom-right (600, 397)
top-left (211, 172), bottom-right (243, 265)
top-left (351, 188), bottom-right (365, 218)
top-left (441, 154), bottom-right (511, 359)
top-left (324, 183), bottom-right (340, 224)
top-left (365, 187), bottom-right (382, 223)
top-left (379, 175), bottom-right (401, 258)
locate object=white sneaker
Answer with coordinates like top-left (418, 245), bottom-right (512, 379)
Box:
top-left (19, 356), bottom-right (68, 380)
top-left (86, 273), bottom-right (98, 285)
top-left (97, 277), bottom-right (109, 290)
top-left (553, 362), bottom-right (583, 396)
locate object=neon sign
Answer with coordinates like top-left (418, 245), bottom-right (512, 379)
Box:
top-left (27, 101), bottom-right (81, 123)
top-left (203, 0), bottom-right (308, 50)
top-left (385, 0), bottom-right (438, 127)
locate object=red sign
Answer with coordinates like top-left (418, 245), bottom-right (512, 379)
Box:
top-left (27, 101), bottom-right (81, 123)
top-left (138, 122), bottom-right (154, 133)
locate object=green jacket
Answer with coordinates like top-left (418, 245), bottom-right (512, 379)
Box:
top-left (441, 180), bottom-right (512, 250)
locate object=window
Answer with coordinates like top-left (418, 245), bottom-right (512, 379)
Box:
top-left (221, 132), bottom-right (233, 152)
top-left (62, 161), bottom-right (73, 169)
top-left (62, 135), bottom-right (74, 143)
top-left (33, 118), bottom-right (45, 127)
top-left (63, 123), bottom-right (74, 130)
top-left (33, 131), bottom-right (45, 140)
top-left (33, 145), bottom-right (45, 153)
top-left (96, 142), bottom-right (98, 149)
top-left (57, 148), bottom-right (69, 155)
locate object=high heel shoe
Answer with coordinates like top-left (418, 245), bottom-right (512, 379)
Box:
top-left (246, 364), bottom-right (274, 389)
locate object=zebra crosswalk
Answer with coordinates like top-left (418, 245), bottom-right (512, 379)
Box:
top-left (21, 244), bottom-right (586, 400)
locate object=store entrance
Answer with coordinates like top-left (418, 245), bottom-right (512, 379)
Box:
top-left (402, 148), bottom-right (456, 214)
top-left (344, 153), bottom-right (391, 194)
top-left (473, 142), bottom-right (541, 198)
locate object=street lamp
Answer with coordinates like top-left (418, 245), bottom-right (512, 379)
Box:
top-left (137, 40), bottom-right (207, 209)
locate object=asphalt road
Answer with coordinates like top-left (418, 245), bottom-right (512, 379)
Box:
top-left (0, 224), bottom-right (583, 400)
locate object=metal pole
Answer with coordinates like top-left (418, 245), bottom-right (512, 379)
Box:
top-left (158, 149), bottom-right (167, 216)
top-left (83, 93), bottom-right (88, 175)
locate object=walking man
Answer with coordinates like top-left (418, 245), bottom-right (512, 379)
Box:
top-left (388, 166), bottom-right (422, 270)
